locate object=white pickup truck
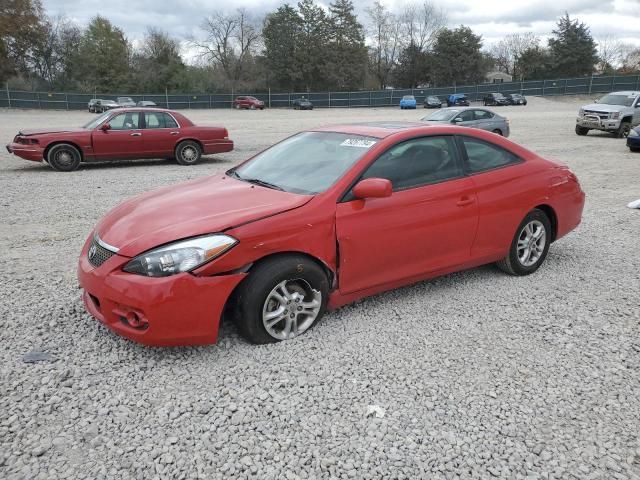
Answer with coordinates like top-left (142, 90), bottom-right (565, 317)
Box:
top-left (575, 91), bottom-right (640, 138)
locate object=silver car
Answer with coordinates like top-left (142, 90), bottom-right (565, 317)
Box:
top-left (421, 107), bottom-right (510, 137)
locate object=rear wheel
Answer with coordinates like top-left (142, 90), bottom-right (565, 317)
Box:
top-left (233, 255), bottom-right (330, 344)
top-left (47, 143), bottom-right (81, 172)
top-left (575, 125), bottom-right (589, 136)
top-left (496, 209), bottom-right (551, 276)
top-left (175, 140), bottom-right (201, 166)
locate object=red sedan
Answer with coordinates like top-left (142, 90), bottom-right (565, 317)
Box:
top-left (6, 108), bottom-right (233, 171)
top-left (77, 123), bottom-right (585, 346)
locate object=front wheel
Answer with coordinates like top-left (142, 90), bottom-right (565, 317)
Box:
top-left (575, 125), bottom-right (589, 136)
top-left (233, 255), bottom-right (330, 344)
top-left (175, 140), bottom-right (201, 165)
top-left (496, 209), bottom-right (551, 276)
top-left (616, 121), bottom-right (631, 139)
top-left (47, 143), bottom-right (82, 172)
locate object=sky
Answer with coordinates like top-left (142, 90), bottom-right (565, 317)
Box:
top-left (42, 0), bottom-right (640, 58)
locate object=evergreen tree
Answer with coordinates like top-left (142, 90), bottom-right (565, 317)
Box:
top-left (548, 13), bottom-right (598, 77)
top-left (327, 0), bottom-right (367, 90)
top-left (515, 46), bottom-right (553, 80)
top-left (431, 26), bottom-right (488, 86)
top-left (74, 16), bottom-right (130, 92)
top-left (263, 5), bottom-right (303, 91)
top-left (393, 42), bottom-right (430, 88)
top-left (296, 0), bottom-right (330, 91)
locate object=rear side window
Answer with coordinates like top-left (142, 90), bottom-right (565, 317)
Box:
top-left (474, 110), bottom-right (494, 120)
top-left (457, 110), bottom-right (474, 122)
top-left (461, 137), bottom-right (521, 174)
top-left (145, 112), bottom-right (178, 129)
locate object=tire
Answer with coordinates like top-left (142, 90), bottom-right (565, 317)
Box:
top-left (492, 129), bottom-right (503, 136)
top-left (575, 125), bottom-right (589, 136)
top-left (175, 140), bottom-right (202, 166)
top-left (233, 255), bottom-right (330, 344)
top-left (616, 121), bottom-right (631, 139)
top-left (47, 143), bottom-right (82, 172)
top-left (234, 104), bottom-right (240, 109)
top-left (630, 147), bottom-right (640, 153)
top-left (250, 104), bottom-right (256, 110)
top-left (496, 209), bottom-right (552, 276)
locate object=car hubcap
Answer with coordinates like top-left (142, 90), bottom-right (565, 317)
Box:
top-left (262, 279), bottom-right (321, 340)
top-left (55, 150), bottom-right (73, 166)
top-left (517, 220), bottom-right (546, 267)
top-left (182, 146), bottom-right (197, 161)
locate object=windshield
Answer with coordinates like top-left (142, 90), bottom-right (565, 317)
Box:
top-left (402, 95), bottom-right (415, 100)
top-left (494, 93), bottom-right (505, 98)
top-left (230, 132), bottom-right (377, 195)
top-left (597, 94), bottom-right (636, 107)
top-left (424, 109), bottom-right (458, 121)
top-left (118, 97), bottom-right (133, 102)
top-left (428, 96), bottom-right (439, 101)
top-left (83, 112), bottom-right (111, 129)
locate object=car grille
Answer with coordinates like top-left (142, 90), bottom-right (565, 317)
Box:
top-left (584, 110), bottom-right (609, 119)
top-left (88, 237), bottom-right (116, 268)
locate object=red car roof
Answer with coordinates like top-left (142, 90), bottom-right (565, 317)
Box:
top-left (312, 122), bottom-right (435, 139)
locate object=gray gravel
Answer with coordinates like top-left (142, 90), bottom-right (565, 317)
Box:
top-left (1, 98), bottom-right (639, 479)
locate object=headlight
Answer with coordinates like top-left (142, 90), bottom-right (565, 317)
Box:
top-left (123, 234), bottom-right (238, 277)
top-left (611, 112), bottom-right (620, 120)
top-left (629, 129), bottom-right (639, 137)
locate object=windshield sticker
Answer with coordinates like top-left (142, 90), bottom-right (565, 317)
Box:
top-left (340, 138), bottom-right (377, 148)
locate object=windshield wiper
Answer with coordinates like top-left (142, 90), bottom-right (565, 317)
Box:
top-left (228, 170), bottom-right (285, 191)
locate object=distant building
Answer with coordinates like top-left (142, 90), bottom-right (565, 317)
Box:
top-left (485, 71), bottom-right (513, 83)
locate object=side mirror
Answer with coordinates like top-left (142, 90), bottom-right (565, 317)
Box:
top-left (100, 123), bottom-right (111, 131)
top-left (352, 178), bottom-right (392, 199)
top-left (452, 117), bottom-right (463, 123)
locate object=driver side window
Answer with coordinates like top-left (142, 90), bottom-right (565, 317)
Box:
top-left (361, 136), bottom-right (462, 191)
top-left (457, 110), bottom-right (474, 122)
top-left (108, 112), bottom-right (140, 130)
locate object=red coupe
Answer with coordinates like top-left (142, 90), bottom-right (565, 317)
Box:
top-left (77, 123), bottom-right (585, 346)
top-left (6, 108), bottom-right (233, 171)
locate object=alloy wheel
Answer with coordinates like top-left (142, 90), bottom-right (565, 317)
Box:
top-left (262, 279), bottom-right (321, 340)
top-left (517, 220), bottom-right (546, 267)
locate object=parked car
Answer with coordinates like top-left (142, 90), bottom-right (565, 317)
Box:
top-left (424, 95), bottom-right (442, 108)
top-left (137, 100), bottom-right (157, 107)
top-left (233, 96), bottom-right (265, 110)
top-left (292, 98), bottom-right (313, 110)
top-left (483, 92), bottom-right (510, 106)
top-left (77, 122), bottom-right (584, 346)
top-left (627, 126), bottom-right (640, 152)
top-left (421, 107), bottom-right (510, 137)
top-left (504, 93), bottom-right (527, 106)
top-left (94, 99), bottom-right (120, 113)
top-left (88, 98), bottom-right (102, 113)
top-left (400, 95), bottom-right (417, 109)
top-left (117, 97), bottom-right (136, 107)
top-left (6, 108), bottom-right (233, 171)
top-left (447, 94), bottom-right (470, 107)
top-left (575, 91), bottom-right (640, 137)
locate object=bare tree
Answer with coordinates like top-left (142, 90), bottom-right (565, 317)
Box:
top-left (400, 1), bottom-right (446, 52)
top-left (596, 35), bottom-right (624, 72)
top-left (490, 32), bottom-right (539, 79)
top-left (195, 9), bottom-right (261, 87)
top-left (366, 0), bottom-right (403, 89)
top-left (621, 46), bottom-right (640, 73)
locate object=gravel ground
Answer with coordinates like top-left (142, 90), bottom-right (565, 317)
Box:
top-left (1, 98), bottom-right (639, 480)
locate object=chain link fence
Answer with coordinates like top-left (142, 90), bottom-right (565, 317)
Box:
top-left (1, 74), bottom-right (639, 110)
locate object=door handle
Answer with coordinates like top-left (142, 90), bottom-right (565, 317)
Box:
top-left (457, 197), bottom-right (475, 207)
top-left (130, 132), bottom-right (142, 137)
top-left (170, 131), bottom-right (179, 135)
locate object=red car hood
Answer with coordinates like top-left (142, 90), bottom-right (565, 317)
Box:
top-left (96, 175), bottom-right (312, 257)
top-left (19, 128), bottom-right (87, 136)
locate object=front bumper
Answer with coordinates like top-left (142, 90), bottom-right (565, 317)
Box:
top-left (77, 239), bottom-right (246, 346)
top-left (6, 143), bottom-right (44, 162)
top-left (576, 116), bottom-right (620, 131)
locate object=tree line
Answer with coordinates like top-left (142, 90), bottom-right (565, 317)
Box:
top-left (2, 0), bottom-right (640, 94)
